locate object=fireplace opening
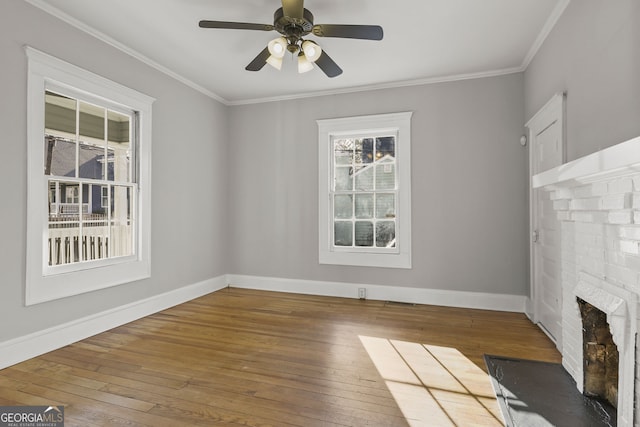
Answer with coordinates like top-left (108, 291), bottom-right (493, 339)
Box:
top-left (578, 297), bottom-right (619, 409)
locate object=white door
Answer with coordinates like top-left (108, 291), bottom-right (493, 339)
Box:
top-left (527, 93), bottom-right (565, 348)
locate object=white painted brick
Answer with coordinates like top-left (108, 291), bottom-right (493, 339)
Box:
top-left (550, 188), bottom-right (572, 200)
top-left (575, 232), bottom-right (598, 247)
top-left (601, 193), bottom-right (631, 210)
top-left (575, 222), bottom-right (601, 235)
top-left (633, 175), bottom-right (640, 191)
top-left (605, 263), bottom-right (638, 286)
top-left (570, 197), bottom-right (600, 210)
top-left (635, 211), bottom-right (640, 224)
top-left (621, 254), bottom-right (640, 273)
top-left (608, 177), bottom-right (634, 194)
top-left (573, 182), bottom-right (609, 198)
top-left (553, 200), bottom-right (570, 210)
top-left (556, 211), bottom-right (572, 221)
top-left (605, 235), bottom-right (619, 252)
top-left (571, 211), bottom-right (607, 223)
top-left (608, 210), bottom-right (634, 224)
top-left (576, 255), bottom-right (605, 277)
top-left (618, 226), bottom-right (640, 240)
top-left (605, 249), bottom-right (626, 267)
top-left (620, 240), bottom-right (640, 255)
top-left (632, 193), bottom-right (640, 208)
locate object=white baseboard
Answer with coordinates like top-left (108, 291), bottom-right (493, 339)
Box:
top-left (1, 274), bottom-right (527, 370)
top-left (227, 274), bottom-right (527, 313)
top-left (0, 275), bottom-right (227, 370)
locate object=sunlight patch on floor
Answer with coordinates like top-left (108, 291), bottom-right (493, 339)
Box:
top-left (359, 336), bottom-right (504, 427)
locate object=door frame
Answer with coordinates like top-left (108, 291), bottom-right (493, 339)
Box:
top-left (526, 92), bottom-right (566, 343)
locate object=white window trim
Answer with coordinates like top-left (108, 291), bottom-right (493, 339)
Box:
top-left (318, 112), bottom-right (412, 268)
top-left (25, 46), bottom-right (154, 305)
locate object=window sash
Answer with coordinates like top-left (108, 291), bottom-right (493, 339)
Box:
top-left (329, 133), bottom-right (399, 253)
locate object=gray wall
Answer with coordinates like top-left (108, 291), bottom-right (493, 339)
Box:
top-left (0, 2), bottom-right (229, 342)
top-left (228, 74), bottom-right (529, 295)
top-left (525, 0), bottom-right (640, 161)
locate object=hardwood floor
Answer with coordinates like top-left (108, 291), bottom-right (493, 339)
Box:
top-left (0, 288), bottom-right (561, 426)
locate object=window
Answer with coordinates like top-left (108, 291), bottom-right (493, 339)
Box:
top-left (101, 186), bottom-right (109, 209)
top-left (26, 47), bottom-right (154, 305)
top-left (318, 112), bottom-right (412, 268)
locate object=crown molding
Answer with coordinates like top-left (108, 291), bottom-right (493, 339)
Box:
top-left (521, 0), bottom-right (571, 69)
top-left (24, 0), bottom-right (230, 105)
top-left (228, 66), bottom-right (525, 106)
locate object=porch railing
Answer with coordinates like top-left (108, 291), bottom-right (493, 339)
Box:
top-left (50, 203), bottom-right (90, 215)
top-left (48, 222), bottom-right (132, 266)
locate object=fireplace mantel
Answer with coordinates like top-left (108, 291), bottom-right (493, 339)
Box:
top-left (533, 135), bottom-right (640, 188)
top-left (530, 135), bottom-right (640, 427)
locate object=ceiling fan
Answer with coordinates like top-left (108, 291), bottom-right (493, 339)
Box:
top-left (199, 0), bottom-right (383, 78)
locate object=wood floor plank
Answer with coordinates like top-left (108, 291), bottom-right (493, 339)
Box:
top-left (0, 287), bottom-right (560, 426)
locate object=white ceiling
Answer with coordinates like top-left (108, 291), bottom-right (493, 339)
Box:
top-left (27, 0), bottom-right (568, 105)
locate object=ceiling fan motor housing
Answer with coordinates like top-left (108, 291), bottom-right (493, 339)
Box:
top-left (273, 7), bottom-right (314, 50)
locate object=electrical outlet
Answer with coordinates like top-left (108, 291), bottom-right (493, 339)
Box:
top-left (358, 288), bottom-right (366, 299)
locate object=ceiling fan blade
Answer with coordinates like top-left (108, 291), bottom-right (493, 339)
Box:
top-left (312, 24), bottom-right (383, 40)
top-left (199, 20), bottom-right (274, 31)
top-left (245, 47), bottom-right (271, 71)
top-left (281, 0), bottom-right (304, 19)
top-left (315, 51), bottom-right (343, 78)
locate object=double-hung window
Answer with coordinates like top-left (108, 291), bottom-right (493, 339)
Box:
top-left (318, 112), bottom-right (412, 268)
top-left (26, 47), bottom-right (154, 305)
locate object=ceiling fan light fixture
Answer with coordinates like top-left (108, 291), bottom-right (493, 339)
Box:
top-left (267, 36), bottom-right (287, 58)
top-left (301, 40), bottom-right (322, 62)
top-left (297, 53), bottom-right (314, 73)
top-left (266, 55), bottom-right (283, 70)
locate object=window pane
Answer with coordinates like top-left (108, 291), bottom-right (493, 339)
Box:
top-left (375, 162), bottom-right (395, 190)
top-left (334, 194), bottom-right (353, 219)
top-left (334, 222), bottom-right (352, 246)
top-left (355, 194), bottom-right (373, 218)
top-left (108, 110), bottom-right (131, 182)
top-left (45, 136), bottom-right (76, 177)
top-left (45, 91), bottom-right (76, 137)
top-left (334, 166), bottom-right (352, 191)
top-left (111, 185), bottom-right (134, 258)
top-left (376, 136), bottom-right (395, 159)
top-left (376, 222), bottom-right (396, 248)
top-left (376, 194), bottom-right (395, 219)
top-left (355, 138), bottom-right (374, 166)
top-left (79, 101), bottom-right (105, 140)
top-left (45, 92), bottom-right (77, 177)
top-left (355, 165), bottom-right (373, 190)
top-left (82, 199), bottom-right (109, 261)
top-left (78, 142), bottom-right (107, 180)
top-left (355, 221), bottom-right (373, 247)
top-left (101, 186), bottom-right (109, 208)
top-left (78, 101), bottom-right (106, 180)
top-left (334, 138), bottom-right (353, 165)
top-left (48, 180), bottom-right (81, 265)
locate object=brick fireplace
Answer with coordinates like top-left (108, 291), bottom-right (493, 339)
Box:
top-left (533, 136), bottom-right (640, 427)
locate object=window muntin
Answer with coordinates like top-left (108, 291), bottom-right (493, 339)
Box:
top-left (44, 89), bottom-right (136, 269)
top-left (331, 136), bottom-right (398, 251)
top-left (317, 112), bottom-right (412, 269)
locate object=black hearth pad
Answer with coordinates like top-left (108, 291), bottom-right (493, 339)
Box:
top-left (484, 355), bottom-right (616, 427)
